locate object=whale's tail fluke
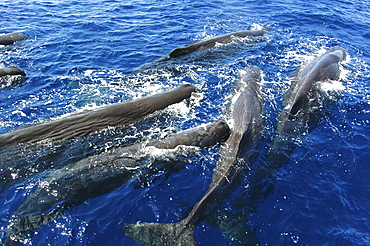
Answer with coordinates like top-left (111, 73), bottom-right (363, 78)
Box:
top-left (123, 219), bottom-right (195, 246)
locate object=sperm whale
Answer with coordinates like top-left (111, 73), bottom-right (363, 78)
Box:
top-left (169, 29), bottom-right (267, 58)
top-left (0, 84), bottom-right (196, 147)
top-left (123, 65), bottom-right (264, 246)
top-left (4, 120), bottom-right (230, 245)
top-left (0, 32), bottom-right (27, 45)
top-left (223, 46), bottom-right (348, 245)
top-left (0, 66), bottom-right (26, 77)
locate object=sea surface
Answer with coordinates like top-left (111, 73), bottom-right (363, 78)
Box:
top-left (1, 0), bottom-right (369, 245)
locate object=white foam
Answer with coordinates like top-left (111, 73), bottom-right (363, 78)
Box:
top-left (250, 23), bottom-right (265, 30)
top-left (318, 80), bottom-right (345, 92)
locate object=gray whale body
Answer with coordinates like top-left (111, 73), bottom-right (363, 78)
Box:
top-left (123, 65), bottom-right (264, 246)
top-left (169, 30), bottom-right (267, 58)
top-left (258, 46), bottom-right (347, 188)
top-left (0, 66), bottom-right (26, 77)
top-left (4, 120), bottom-right (230, 245)
top-left (111, 120), bottom-right (231, 156)
top-left (232, 46), bottom-right (348, 244)
top-left (0, 84), bottom-right (196, 147)
top-left (275, 46), bottom-right (347, 137)
top-left (0, 32), bottom-right (27, 45)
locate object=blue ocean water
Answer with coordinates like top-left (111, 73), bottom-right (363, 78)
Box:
top-left (1, 0), bottom-right (369, 245)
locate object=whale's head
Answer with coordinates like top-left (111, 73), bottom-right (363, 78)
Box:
top-left (328, 46), bottom-right (347, 62)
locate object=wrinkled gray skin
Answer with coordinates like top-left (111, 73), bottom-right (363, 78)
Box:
top-left (263, 46), bottom-right (347, 171)
top-left (4, 120), bottom-right (230, 245)
top-left (112, 120), bottom-right (230, 156)
top-left (0, 66), bottom-right (26, 77)
top-left (0, 84), bottom-right (195, 147)
top-left (242, 47), bottom-right (347, 241)
top-left (0, 32), bottom-right (27, 45)
top-left (169, 30), bottom-right (267, 58)
top-left (123, 66), bottom-right (264, 246)
top-left (279, 46), bottom-right (347, 133)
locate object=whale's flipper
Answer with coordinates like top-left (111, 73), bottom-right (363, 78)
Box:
top-left (124, 219), bottom-right (195, 246)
